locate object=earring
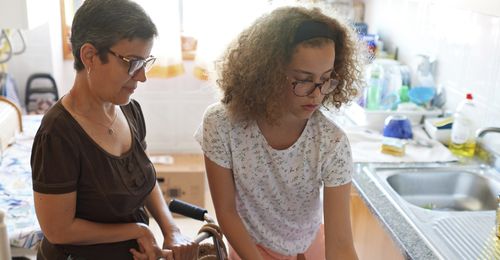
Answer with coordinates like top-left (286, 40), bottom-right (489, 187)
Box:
top-left (86, 67), bottom-right (92, 82)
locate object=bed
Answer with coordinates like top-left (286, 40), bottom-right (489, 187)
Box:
top-left (0, 96), bottom-right (43, 257)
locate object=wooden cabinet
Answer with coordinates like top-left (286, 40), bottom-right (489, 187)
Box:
top-left (350, 188), bottom-right (404, 260)
top-left (153, 154), bottom-right (206, 209)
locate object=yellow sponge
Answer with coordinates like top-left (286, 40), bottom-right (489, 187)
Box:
top-left (381, 137), bottom-right (406, 156)
top-left (432, 117), bottom-right (453, 129)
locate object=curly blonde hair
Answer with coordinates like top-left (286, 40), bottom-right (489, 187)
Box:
top-left (215, 5), bottom-right (366, 123)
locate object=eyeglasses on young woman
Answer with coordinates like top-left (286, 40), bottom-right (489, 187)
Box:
top-left (288, 73), bottom-right (339, 97)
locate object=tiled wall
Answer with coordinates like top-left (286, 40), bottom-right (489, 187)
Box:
top-left (364, 0), bottom-right (500, 131)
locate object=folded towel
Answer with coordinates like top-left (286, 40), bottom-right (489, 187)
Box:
top-left (344, 126), bottom-right (457, 163)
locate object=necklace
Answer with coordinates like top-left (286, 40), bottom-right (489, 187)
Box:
top-left (69, 92), bottom-right (118, 135)
top-left (97, 111), bottom-right (117, 135)
top-left (76, 107), bottom-right (118, 135)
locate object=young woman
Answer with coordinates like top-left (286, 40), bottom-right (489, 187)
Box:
top-left (31, 1), bottom-right (197, 259)
top-left (195, 5), bottom-right (365, 260)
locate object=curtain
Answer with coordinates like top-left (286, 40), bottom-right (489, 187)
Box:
top-left (135, 0), bottom-right (298, 80)
top-left (182, 0), bottom-right (271, 80)
top-left (135, 0), bottom-right (185, 78)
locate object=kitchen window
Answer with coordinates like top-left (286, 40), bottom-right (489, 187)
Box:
top-left (60, 0), bottom-right (279, 79)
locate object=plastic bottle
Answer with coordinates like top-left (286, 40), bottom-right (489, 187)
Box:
top-left (449, 93), bottom-right (478, 157)
top-left (365, 62), bottom-right (384, 110)
top-left (0, 210), bottom-right (11, 260)
top-left (380, 61), bottom-right (403, 110)
top-left (414, 55), bottom-right (435, 88)
top-left (412, 54), bottom-right (436, 106)
top-left (399, 85), bottom-right (410, 103)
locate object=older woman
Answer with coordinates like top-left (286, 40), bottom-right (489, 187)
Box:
top-left (31, 1), bottom-right (197, 259)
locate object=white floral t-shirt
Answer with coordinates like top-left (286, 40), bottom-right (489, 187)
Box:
top-left (194, 103), bottom-right (353, 255)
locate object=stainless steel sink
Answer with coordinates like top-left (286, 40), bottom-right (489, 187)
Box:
top-left (386, 170), bottom-right (500, 211)
top-left (362, 163), bottom-right (500, 259)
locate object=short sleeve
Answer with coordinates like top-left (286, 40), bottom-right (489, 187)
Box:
top-left (194, 104), bottom-right (232, 169)
top-left (322, 133), bottom-right (353, 187)
top-left (31, 133), bottom-right (80, 194)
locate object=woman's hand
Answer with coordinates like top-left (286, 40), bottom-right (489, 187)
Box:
top-left (163, 230), bottom-right (199, 260)
top-left (130, 247), bottom-right (173, 260)
top-left (142, 183), bottom-right (198, 259)
top-left (130, 223), bottom-right (173, 260)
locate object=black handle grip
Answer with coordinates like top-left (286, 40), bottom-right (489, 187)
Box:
top-left (168, 199), bottom-right (207, 221)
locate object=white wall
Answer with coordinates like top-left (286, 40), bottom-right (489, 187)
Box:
top-left (4, 0), bottom-right (63, 104)
top-left (58, 61), bottom-right (219, 154)
top-left (3, 1), bottom-right (219, 154)
top-left (132, 63), bottom-right (219, 154)
top-left (364, 0), bottom-right (500, 131)
top-left (6, 0), bottom-right (500, 153)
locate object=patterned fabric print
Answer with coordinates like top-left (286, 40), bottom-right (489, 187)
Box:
top-left (0, 115), bottom-right (43, 249)
top-left (195, 103), bottom-right (353, 255)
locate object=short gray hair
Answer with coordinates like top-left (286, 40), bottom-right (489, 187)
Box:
top-left (70, 0), bottom-right (158, 71)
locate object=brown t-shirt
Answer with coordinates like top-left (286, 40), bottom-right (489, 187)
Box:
top-left (31, 99), bottom-right (157, 260)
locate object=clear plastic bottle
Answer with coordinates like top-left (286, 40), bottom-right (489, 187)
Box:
top-left (412, 55), bottom-right (436, 107)
top-left (365, 62), bottom-right (384, 110)
top-left (414, 54), bottom-right (435, 88)
top-left (449, 93), bottom-right (478, 157)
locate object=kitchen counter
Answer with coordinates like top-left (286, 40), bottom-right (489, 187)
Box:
top-left (331, 112), bottom-right (443, 258)
top-left (352, 163), bottom-right (441, 259)
top-left (351, 161), bottom-right (500, 260)
top-left (334, 115), bottom-right (442, 258)
top-left (331, 110), bottom-right (499, 259)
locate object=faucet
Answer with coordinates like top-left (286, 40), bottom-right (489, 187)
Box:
top-left (475, 127), bottom-right (500, 171)
top-left (476, 127), bottom-right (500, 138)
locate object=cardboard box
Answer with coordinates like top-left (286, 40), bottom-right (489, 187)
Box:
top-left (152, 154), bottom-right (205, 216)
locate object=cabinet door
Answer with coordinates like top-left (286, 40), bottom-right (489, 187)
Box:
top-left (350, 188), bottom-right (404, 260)
top-left (153, 154), bottom-right (206, 211)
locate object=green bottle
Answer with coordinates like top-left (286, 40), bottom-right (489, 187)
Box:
top-left (399, 85), bottom-right (410, 103)
top-left (366, 63), bottom-right (383, 110)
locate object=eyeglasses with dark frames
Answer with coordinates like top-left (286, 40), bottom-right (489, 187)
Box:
top-left (288, 72), bottom-right (339, 97)
top-left (107, 49), bottom-right (156, 76)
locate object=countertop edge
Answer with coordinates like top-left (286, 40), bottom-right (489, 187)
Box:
top-left (352, 166), bottom-right (441, 260)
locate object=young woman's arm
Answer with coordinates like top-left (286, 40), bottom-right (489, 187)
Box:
top-left (144, 182), bottom-right (198, 259)
top-left (204, 155), bottom-right (264, 260)
top-left (324, 183), bottom-right (358, 260)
